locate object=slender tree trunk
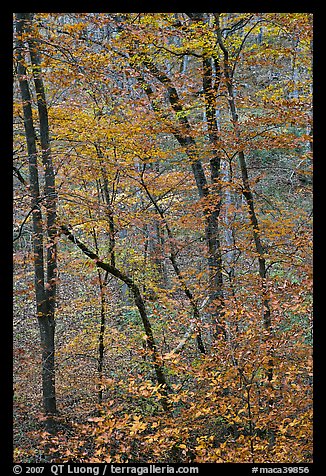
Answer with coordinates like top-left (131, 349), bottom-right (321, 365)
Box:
top-left (146, 220), bottom-right (167, 289)
top-left (97, 268), bottom-right (106, 406)
top-left (93, 145), bottom-right (117, 405)
top-left (137, 61), bottom-right (224, 332)
top-left (15, 13), bottom-right (58, 426)
top-left (87, 201), bottom-right (107, 407)
top-left (221, 158), bottom-right (237, 283)
top-left (95, 143), bottom-right (116, 268)
top-left (92, 226), bottom-right (107, 408)
top-left (60, 225), bottom-right (171, 411)
top-left (140, 175), bottom-right (206, 354)
top-left (215, 13), bottom-right (272, 380)
top-left (202, 54), bottom-right (224, 322)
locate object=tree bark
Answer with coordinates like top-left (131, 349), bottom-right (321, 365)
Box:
top-left (202, 52), bottom-right (224, 318)
top-left (15, 12), bottom-right (58, 425)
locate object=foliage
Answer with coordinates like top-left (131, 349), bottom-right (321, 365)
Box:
top-left (13, 12), bottom-right (312, 464)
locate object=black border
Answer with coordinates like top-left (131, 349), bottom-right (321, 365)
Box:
top-left (6, 3), bottom-right (321, 474)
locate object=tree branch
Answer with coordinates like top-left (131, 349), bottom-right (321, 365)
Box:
top-left (13, 166), bottom-right (27, 186)
top-left (60, 224), bottom-right (171, 404)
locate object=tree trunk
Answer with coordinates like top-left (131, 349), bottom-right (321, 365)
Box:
top-left (215, 13), bottom-right (273, 380)
top-left (202, 53), bottom-right (224, 322)
top-left (15, 13), bottom-right (58, 425)
top-left (97, 268), bottom-right (106, 406)
top-left (140, 176), bottom-right (206, 354)
top-left (60, 225), bottom-right (171, 411)
top-left (138, 60), bottom-right (225, 332)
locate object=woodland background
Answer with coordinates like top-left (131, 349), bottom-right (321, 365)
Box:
top-left (13, 12), bottom-right (313, 464)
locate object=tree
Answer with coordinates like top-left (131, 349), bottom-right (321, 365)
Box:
top-left (14, 13), bottom-right (58, 432)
